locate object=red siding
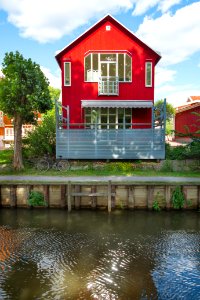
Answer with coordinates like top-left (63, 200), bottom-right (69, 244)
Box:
top-left (58, 18), bottom-right (159, 125)
top-left (175, 106), bottom-right (200, 137)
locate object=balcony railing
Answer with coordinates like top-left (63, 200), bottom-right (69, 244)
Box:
top-left (98, 76), bottom-right (119, 96)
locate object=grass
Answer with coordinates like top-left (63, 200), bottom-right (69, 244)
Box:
top-left (0, 149), bottom-right (200, 178)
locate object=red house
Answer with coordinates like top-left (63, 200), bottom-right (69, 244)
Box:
top-left (55, 15), bottom-right (165, 159)
top-left (175, 96), bottom-right (200, 140)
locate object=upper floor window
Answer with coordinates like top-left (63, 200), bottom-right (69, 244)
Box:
top-left (84, 53), bottom-right (132, 82)
top-left (64, 62), bottom-right (71, 86)
top-left (145, 62), bottom-right (152, 87)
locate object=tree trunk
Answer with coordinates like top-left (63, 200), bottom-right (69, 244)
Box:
top-left (13, 114), bottom-right (24, 170)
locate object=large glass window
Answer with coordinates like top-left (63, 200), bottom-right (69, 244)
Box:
top-left (64, 62), bottom-right (71, 86)
top-left (84, 108), bottom-right (132, 129)
top-left (84, 53), bottom-right (132, 82)
top-left (145, 61), bottom-right (152, 87)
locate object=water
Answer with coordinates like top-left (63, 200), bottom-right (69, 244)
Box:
top-left (0, 209), bottom-right (200, 300)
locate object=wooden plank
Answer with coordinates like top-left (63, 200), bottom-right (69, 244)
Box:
top-left (74, 185), bottom-right (81, 209)
top-left (60, 185), bottom-right (66, 208)
top-left (67, 181), bottom-right (71, 212)
top-left (165, 185), bottom-right (171, 210)
top-left (71, 192), bottom-right (115, 197)
top-left (91, 186), bottom-right (97, 209)
top-left (10, 185), bottom-right (17, 208)
top-left (108, 180), bottom-right (112, 213)
top-left (147, 186), bottom-right (154, 210)
top-left (128, 186), bottom-right (135, 209)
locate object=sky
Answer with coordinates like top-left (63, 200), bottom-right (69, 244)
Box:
top-left (0, 0), bottom-right (200, 107)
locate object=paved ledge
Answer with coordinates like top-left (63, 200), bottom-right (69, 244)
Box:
top-left (0, 175), bottom-right (200, 185)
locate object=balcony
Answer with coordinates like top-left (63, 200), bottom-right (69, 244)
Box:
top-left (98, 76), bottom-right (119, 96)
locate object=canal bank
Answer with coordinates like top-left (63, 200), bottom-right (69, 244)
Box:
top-left (0, 175), bottom-right (200, 211)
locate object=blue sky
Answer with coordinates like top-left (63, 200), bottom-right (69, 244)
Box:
top-left (0, 0), bottom-right (200, 106)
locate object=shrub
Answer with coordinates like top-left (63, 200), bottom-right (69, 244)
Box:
top-left (152, 200), bottom-right (161, 212)
top-left (28, 191), bottom-right (47, 207)
top-left (105, 162), bottom-right (133, 172)
top-left (23, 113), bottom-right (56, 158)
top-left (171, 186), bottom-right (185, 209)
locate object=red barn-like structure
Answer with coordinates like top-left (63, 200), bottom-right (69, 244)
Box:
top-left (175, 96), bottom-right (200, 140)
top-left (55, 15), bottom-right (166, 160)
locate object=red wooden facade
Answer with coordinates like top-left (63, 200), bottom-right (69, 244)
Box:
top-left (56, 15), bottom-right (161, 128)
top-left (175, 98), bottom-right (200, 138)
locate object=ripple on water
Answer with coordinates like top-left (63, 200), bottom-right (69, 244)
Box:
top-left (0, 223), bottom-right (200, 300)
top-left (152, 231), bottom-right (200, 299)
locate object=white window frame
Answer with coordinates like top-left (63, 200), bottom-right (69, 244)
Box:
top-left (84, 52), bottom-right (132, 83)
top-left (84, 107), bottom-right (132, 129)
top-left (64, 62), bottom-right (71, 86)
top-left (145, 61), bottom-right (152, 87)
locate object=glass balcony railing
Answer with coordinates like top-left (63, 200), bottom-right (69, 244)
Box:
top-left (98, 76), bottom-right (119, 96)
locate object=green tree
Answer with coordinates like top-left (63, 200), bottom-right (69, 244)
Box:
top-left (155, 99), bottom-right (175, 122)
top-left (0, 51), bottom-right (52, 170)
top-left (49, 86), bottom-right (60, 102)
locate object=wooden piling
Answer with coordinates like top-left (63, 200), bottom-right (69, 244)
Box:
top-left (147, 186), bottom-right (154, 210)
top-left (74, 185), bottom-right (81, 209)
top-left (128, 186), bottom-right (135, 209)
top-left (165, 186), bottom-right (171, 210)
top-left (198, 186), bottom-right (200, 210)
top-left (91, 185), bottom-right (97, 209)
top-left (43, 185), bottom-right (49, 207)
top-left (67, 181), bottom-right (71, 212)
top-left (10, 185), bottom-right (17, 208)
top-left (60, 185), bottom-right (66, 208)
top-left (108, 181), bottom-right (112, 213)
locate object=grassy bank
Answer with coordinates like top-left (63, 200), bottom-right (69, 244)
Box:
top-left (0, 149), bottom-right (200, 177)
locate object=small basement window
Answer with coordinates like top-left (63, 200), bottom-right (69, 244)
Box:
top-left (64, 62), bottom-right (71, 86)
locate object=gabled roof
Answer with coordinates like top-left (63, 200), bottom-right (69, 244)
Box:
top-left (55, 14), bottom-right (161, 66)
top-left (187, 96), bottom-right (200, 102)
top-left (176, 101), bottom-right (200, 114)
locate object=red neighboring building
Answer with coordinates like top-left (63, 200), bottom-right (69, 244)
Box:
top-left (55, 15), bottom-right (165, 160)
top-left (175, 96), bottom-right (200, 140)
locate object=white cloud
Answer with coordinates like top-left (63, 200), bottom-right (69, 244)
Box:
top-left (155, 65), bottom-right (176, 87)
top-left (0, 0), bottom-right (183, 43)
top-left (158, 0), bottom-right (181, 14)
top-left (136, 2), bottom-right (200, 66)
top-left (155, 83), bottom-right (200, 107)
top-left (132, 0), bottom-right (181, 15)
top-left (0, 0), bottom-right (133, 43)
top-left (41, 66), bottom-right (61, 89)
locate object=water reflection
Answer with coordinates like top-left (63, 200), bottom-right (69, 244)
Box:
top-left (0, 210), bottom-right (199, 299)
